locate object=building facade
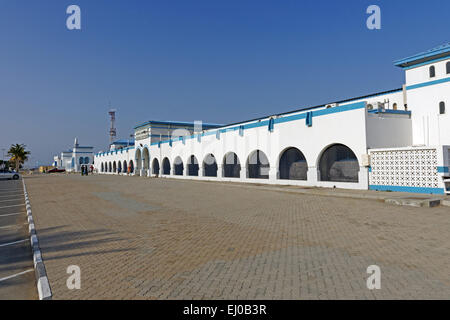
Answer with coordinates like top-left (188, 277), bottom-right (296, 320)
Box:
top-left (94, 44), bottom-right (450, 194)
top-left (54, 138), bottom-right (94, 172)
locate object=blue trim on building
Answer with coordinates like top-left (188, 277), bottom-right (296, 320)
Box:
top-left (111, 139), bottom-right (135, 145)
top-left (406, 76), bottom-right (450, 90)
top-left (134, 120), bottom-right (223, 130)
top-left (368, 109), bottom-right (411, 115)
top-left (437, 166), bottom-right (449, 173)
top-left (268, 118), bottom-right (274, 132)
top-left (305, 112), bottom-right (313, 127)
top-left (394, 43), bottom-right (450, 68)
top-left (369, 185), bottom-right (444, 194)
top-left (402, 55), bottom-right (450, 70)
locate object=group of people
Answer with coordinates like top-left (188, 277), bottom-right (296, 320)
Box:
top-left (80, 164), bottom-right (93, 176)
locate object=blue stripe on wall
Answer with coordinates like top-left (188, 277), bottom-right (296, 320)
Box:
top-left (406, 77), bottom-right (450, 91)
top-left (369, 185), bottom-right (444, 194)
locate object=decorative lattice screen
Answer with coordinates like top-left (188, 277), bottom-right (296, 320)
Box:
top-left (369, 148), bottom-right (439, 188)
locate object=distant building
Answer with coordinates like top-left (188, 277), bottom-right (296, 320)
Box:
top-left (53, 138), bottom-right (94, 172)
top-left (109, 139), bottom-right (135, 151)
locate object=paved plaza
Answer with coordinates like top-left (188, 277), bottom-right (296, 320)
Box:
top-left (24, 174), bottom-right (450, 299)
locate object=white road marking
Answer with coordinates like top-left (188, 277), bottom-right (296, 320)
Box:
top-left (0, 195), bottom-right (22, 197)
top-left (0, 223), bottom-right (27, 229)
top-left (0, 204), bottom-right (24, 209)
top-left (0, 194), bottom-right (23, 198)
top-left (0, 239), bottom-right (28, 247)
top-left (0, 212), bottom-right (24, 217)
top-left (0, 269), bottom-right (34, 283)
top-left (0, 198), bottom-right (22, 203)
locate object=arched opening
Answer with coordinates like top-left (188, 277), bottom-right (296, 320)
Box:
top-left (279, 147), bottom-right (308, 180)
top-left (162, 157), bottom-right (171, 175)
top-left (174, 156), bottom-right (184, 176)
top-left (101, 163), bottom-right (104, 172)
top-left (392, 103), bottom-right (397, 110)
top-left (223, 152), bottom-right (240, 178)
top-left (447, 61), bottom-right (450, 74)
top-left (135, 149), bottom-right (142, 175)
top-left (318, 144), bottom-right (359, 182)
top-left (152, 158), bottom-right (160, 175)
top-left (129, 160), bottom-right (134, 174)
top-left (117, 160), bottom-right (122, 173)
top-left (113, 161), bottom-right (117, 173)
top-left (439, 101), bottom-right (445, 114)
top-left (247, 150), bottom-right (269, 179)
top-left (203, 154), bottom-right (217, 177)
top-left (108, 162), bottom-right (112, 173)
top-left (429, 65), bottom-right (435, 78)
top-left (142, 148), bottom-right (150, 176)
top-left (79, 157), bottom-right (83, 165)
top-left (84, 157), bottom-right (89, 164)
top-left (123, 160), bottom-right (127, 174)
top-left (187, 155), bottom-right (199, 176)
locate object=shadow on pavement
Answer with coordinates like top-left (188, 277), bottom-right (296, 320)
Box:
top-left (32, 225), bottom-right (135, 262)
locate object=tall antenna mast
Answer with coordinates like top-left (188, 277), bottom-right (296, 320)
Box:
top-left (108, 108), bottom-right (117, 145)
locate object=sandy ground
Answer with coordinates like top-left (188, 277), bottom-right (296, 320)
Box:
top-left (24, 173), bottom-right (450, 299)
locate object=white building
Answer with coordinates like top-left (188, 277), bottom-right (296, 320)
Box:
top-left (54, 138), bottom-right (94, 172)
top-left (94, 43), bottom-right (450, 195)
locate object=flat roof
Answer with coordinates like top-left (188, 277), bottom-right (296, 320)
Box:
top-left (111, 139), bottom-right (135, 145)
top-left (134, 120), bottom-right (223, 130)
top-left (394, 42), bottom-right (450, 68)
top-left (209, 87), bottom-right (402, 130)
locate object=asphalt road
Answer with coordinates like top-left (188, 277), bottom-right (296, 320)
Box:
top-left (0, 178), bottom-right (37, 300)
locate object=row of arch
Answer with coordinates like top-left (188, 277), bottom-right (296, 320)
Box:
top-left (100, 160), bottom-right (135, 174)
top-left (132, 144), bottom-right (360, 182)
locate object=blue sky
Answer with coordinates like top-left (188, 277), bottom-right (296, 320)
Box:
top-left (0, 0), bottom-right (448, 166)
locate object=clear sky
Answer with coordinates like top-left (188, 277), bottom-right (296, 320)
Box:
top-left (0, 0), bottom-right (449, 166)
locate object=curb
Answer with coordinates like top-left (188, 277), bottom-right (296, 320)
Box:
top-left (22, 178), bottom-right (52, 300)
top-left (384, 197), bottom-right (442, 208)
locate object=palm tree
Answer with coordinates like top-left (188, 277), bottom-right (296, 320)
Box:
top-left (8, 144), bottom-right (30, 172)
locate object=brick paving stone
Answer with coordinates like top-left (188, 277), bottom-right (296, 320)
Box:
top-left (24, 174), bottom-right (450, 299)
